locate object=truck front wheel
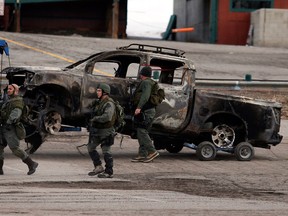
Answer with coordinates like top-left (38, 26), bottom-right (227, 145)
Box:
top-left (43, 111), bottom-right (62, 134)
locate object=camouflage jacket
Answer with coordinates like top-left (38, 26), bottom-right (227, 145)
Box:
top-left (90, 97), bottom-right (116, 137)
top-left (0, 95), bottom-right (24, 125)
top-left (133, 78), bottom-right (155, 110)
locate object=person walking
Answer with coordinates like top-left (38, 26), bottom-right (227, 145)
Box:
top-left (0, 84), bottom-right (38, 175)
top-left (87, 83), bottom-right (115, 178)
top-left (131, 66), bottom-right (159, 163)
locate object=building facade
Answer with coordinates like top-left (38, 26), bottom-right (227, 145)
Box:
top-left (0, 0), bottom-right (127, 38)
top-left (173, 0), bottom-right (288, 45)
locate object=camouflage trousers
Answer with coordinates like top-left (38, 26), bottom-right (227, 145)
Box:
top-left (87, 133), bottom-right (114, 175)
top-left (136, 108), bottom-right (157, 157)
top-left (0, 125), bottom-right (28, 160)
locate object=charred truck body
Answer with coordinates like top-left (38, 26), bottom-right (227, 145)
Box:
top-left (2, 44), bottom-right (282, 160)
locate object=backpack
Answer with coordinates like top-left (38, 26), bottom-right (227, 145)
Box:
top-left (17, 102), bottom-right (29, 140)
top-left (20, 104), bottom-right (30, 123)
top-left (15, 103), bottom-right (29, 140)
top-left (111, 99), bottom-right (126, 132)
top-left (150, 81), bottom-right (165, 106)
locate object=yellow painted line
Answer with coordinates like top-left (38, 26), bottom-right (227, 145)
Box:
top-left (0, 36), bottom-right (112, 76)
top-left (0, 36), bottom-right (74, 63)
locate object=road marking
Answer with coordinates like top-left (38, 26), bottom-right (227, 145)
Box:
top-left (0, 36), bottom-right (75, 63)
top-left (0, 36), bottom-right (111, 76)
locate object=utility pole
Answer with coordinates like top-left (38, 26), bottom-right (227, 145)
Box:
top-left (14, 0), bottom-right (21, 32)
top-left (112, 0), bottom-right (119, 39)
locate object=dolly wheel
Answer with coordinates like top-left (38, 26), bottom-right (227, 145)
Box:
top-left (234, 142), bottom-right (255, 161)
top-left (196, 141), bottom-right (217, 161)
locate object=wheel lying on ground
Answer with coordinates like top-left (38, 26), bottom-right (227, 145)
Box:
top-left (234, 142), bottom-right (254, 161)
top-left (196, 141), bottom-right (217, 161)
top-left (165, 142), bottom-right (184, 153)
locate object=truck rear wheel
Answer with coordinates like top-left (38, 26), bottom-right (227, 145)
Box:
top-left (212, 124), bottom-right (235, 148)
top-left (196, 141), bottom-right (217, 161)
top-left (207, 116), bottom-right (247, 149)
top-left (234, 142), bottom-right (254, 161)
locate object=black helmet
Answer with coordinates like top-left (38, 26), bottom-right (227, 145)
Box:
top-left (140, 66), bottom-right (152, 77)
top-left (97, 83), bottom-right (111, 95)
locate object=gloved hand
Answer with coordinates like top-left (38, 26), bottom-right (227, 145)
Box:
top-left (90, 116), bottom-right (97, 123)
top-left (133, 112), bottom-right (145, 122)
top-left (5, 124), bottom-right (12, 131)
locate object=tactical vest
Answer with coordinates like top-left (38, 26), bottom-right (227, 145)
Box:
top-left (0, 96), bottom-right (24, 124)
top-left (92, 97), bottom-right (116, 129)
top-left (132, 78), bottom-right (154, 106)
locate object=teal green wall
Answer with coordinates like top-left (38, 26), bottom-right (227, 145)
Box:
top-left (209, 0), bottom-right (218, 43)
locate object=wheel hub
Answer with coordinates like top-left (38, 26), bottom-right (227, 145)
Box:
top-left (239, 147), bottom-right (251, 158)
top-left (43, 111), bottom-right (62, 134)
top-left (212, 124), bottom-right (235, 148)
top-left (201, 146), bottom-right (214, 158)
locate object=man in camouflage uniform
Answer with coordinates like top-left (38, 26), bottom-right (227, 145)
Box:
top-left (131, 66), bottom-right (159, 163)
top-left (0, 84), bottom-right (38, 175)
top-left (87, 83), bottom-right (115, 178)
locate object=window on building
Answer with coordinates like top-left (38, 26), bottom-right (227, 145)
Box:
top-left (231, 0), bottom-right (273, 12)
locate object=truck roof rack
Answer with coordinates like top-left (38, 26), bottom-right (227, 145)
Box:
top-left (117, 43), bottom-right (185, 57)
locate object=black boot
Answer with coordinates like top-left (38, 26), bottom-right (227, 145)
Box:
top-left (0, 159), bottom-right (3, 175)
top-left (23, 157), bottom-right (38, 175)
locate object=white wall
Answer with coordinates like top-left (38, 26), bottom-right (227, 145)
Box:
top-left (251, 9), bottom-right (288, 48)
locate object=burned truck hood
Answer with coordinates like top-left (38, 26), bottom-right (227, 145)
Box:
top-left (3, 66), bottom-right (63, 76)
top-left (12, 66), bottom-right (62, 71)
top-left (2, 66), bottom-right (68, 86)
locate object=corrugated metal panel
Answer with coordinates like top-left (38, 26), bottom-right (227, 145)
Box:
top-left (5, 0), bottom-right (79, 3)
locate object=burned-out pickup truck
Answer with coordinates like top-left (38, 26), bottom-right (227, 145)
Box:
top-left (1, 43), bottom-right (282, 160)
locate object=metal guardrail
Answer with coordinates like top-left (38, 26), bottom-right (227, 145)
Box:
top-left (195, 79), bottom-right (288, 90)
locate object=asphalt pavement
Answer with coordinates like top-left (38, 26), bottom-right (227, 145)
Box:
top-left (1, 31), bottom-right (288, 80)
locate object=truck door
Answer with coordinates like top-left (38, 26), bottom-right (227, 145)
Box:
top-left (149, 59), bottom-right (194, 133)
top-left (81, 54), bottom-right (142, 116)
